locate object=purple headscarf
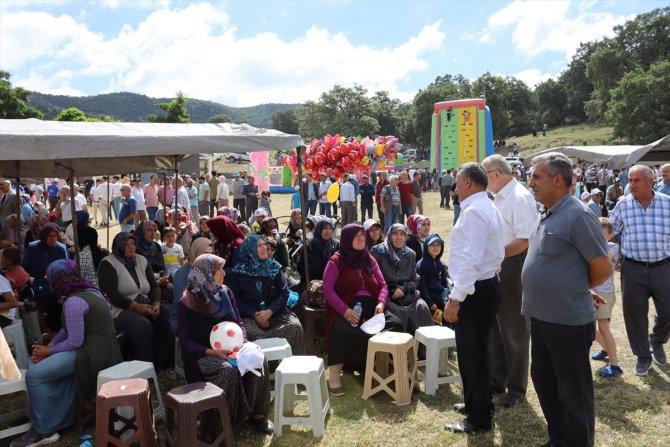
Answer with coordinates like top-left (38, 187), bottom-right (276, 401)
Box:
top-left (47, 259), bottom-right (99, 303)
top-left (39, 222), bottom-right (60, 245)
top-left (311, 219), bottom-right (336, 260)
top-left (338, 224), bottom-right (373, 271)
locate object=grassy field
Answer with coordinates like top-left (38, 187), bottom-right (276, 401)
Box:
top-left (502, 124), bottom-right (616, 158)
top-left (2, 190), bottom-right (669, 447)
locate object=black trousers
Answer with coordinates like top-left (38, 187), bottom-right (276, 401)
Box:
top-left (360, 202), bottom-right (374, 222)
top-left (530, 318), bottom-right (595, 447)
top-left (233, 198), bottom-right (245, 222)
top-left (455, 277), bottom-right (500, 428)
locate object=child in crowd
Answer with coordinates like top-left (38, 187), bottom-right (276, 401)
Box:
top-left (238, 223), bottom-right (251, 238)
top-left (260, 190), bottom-right (272, 216)
top-left (290, 186), bottom-right (301, 210)
top-left (161, 226), bottom-right (184, 278)
top-left (416, 234), bottom-right (450, 324)
top-left (591, 217), bottom-right (622, 377)
top-left (252, 208), bottom-right (268, 234)
top-left (0, 247), bottom-right (26, 328)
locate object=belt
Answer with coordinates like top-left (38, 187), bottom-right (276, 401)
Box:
top-left (623, 256), bottom-right (670, 268)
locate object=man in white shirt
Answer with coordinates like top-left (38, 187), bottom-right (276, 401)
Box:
top-left (110, 176), bottom-right (122, 222)
top-left (339, 174), bottom-right (356, 226)
top-left (74, 185), bottom-right (88, 212)
top-left (89, 179), bottom-right (101, 225)
top-left (482, 154), bottom-right (538, 408)
top-left (444, 162), bottom-right (505, 434)
top-left (97, 176), bottom-right (110, 225)
top-left (131, 178), bottom-right (147, 228)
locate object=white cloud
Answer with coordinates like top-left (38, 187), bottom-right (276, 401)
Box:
top-left (513, 68), bottom-right (554, 88)
top-left (483, 0), bottom-right (632, 59)
top-left (1, 2), bottom-right (444, 106)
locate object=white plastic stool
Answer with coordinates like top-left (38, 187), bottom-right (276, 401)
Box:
top-left (97, 360), bottom-right (164, 418)
top-left (2, 320), bottom-right (29, 369)
top-left (274, 356), bottom-right (329, 437)
top-left (0, 370), bottom-right (31, 440)
top-left (255, 337), bottom-right (293, 398)
top-left (414, 326), bottom-right (461, 395)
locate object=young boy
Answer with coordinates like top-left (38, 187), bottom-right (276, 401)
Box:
top-left (161, 226), bottom-right (184, 278)
top-left (416, 233), bottom-right (450, 324)
top-left (260, 190), bottom-right (272, 216)
top-left (591, 217), bottom-right (623, 377)
top-left (251, 208), bottom-right (268, 234)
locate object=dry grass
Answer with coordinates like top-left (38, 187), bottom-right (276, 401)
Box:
top-left (502, 124), bottom-right (616, 157)
top-left (2, 190), bottom-right (669, 447)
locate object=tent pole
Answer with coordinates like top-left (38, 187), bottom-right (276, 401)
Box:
top-left (174, 158), bottom-right (179, 222)
top-left (106, 173), bottom-right (110, 250)
top-left (68, 164), bottom-right (80, 268)
top-left (296, 145), bottom-right (310, 285)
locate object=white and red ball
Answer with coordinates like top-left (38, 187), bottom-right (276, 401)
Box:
top-left (210, 322), bottom-right (244, 353)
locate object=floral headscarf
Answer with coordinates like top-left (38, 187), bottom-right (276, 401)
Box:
top-left (46, 259), bottom-right (100, 304)
top-left (218, 206), bottom-right (240, 222)
top-left (406, 214), bottom-right (428, 241)
top-left (112, 232), bottom-right (137, 270)
top-left (230, 234), bottom-right (282, 279)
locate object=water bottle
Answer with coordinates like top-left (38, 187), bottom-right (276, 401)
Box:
top-left (352, 302), bottom-right (362, 327)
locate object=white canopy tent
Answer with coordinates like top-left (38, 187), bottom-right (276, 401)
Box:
top-left (0, 119), bottom-right (302, 177)
top-left (529, 134), bottom-right (670, 168)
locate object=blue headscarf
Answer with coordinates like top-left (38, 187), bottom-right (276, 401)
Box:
top-left (230, 234), bottom-right (282, 280)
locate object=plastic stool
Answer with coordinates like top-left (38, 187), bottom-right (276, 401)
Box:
top-left (303, 306), bottom-right (325, 355)
top-left (2, 320), bottom-right (28, 369)
top-left (175, 337), bottom-right (185, 382)
top-left (414, 326), bottom-right (461, 395)
top-left (165, 382), bottom-right (235, 447)
top-left (362, 331), bottom-right (418, 406)
top-left (95, 378), bottom-right (158, 447)
top-left (0, 370), bottom-right (31, 440)
top-left (97, 360), bottom-right (165, 418)
top-left (255, 337), bottom-right (292, 398)
top-left (274, 356), bottom-right (330, 437)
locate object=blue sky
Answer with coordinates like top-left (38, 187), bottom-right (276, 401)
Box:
top-left (1, 0), bottom-right (665, 107)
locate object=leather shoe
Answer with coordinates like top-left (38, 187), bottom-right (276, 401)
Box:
top-left (444, 419), bottom-right (491, 434)
top-left (502, 393), bottom-right (523, 408)
top-left (453, 403), bottom-right (468, 414)
top-left (250, 417), bottom-right (274, 434)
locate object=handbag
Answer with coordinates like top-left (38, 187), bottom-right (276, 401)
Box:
top-left (306, 279), bottom-right (325, 308)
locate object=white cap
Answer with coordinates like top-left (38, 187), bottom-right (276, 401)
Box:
top-left (580, 191), bottom-right (591, 200)
top-left (363, 219), bottom-right (381, 232)
top-left (591, 188), bottom-right (603, 195)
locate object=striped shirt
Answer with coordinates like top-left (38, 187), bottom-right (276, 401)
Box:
top-left (610, 192), bottom-right (670, 262)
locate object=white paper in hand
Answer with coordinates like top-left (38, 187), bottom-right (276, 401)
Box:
top-left (360, 313), bottom-right (385, 335)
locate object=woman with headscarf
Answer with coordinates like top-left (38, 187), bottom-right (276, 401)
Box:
top-left (3, 214), bottom-right (26, 253)
top-left (192, 216), bottom-right (213, 242)
top-left (296, 219), bottom-right (339, 292)
top-left (225, 235), bottom-right (304, 355)
top-left (135, 220), bottom-right (166, 273)
top-left (97, 232), bottom-right (173, 367)
top-left (363, 219), bottom-right (384, 250)
top-left (178, 254), bottom-right (273, 435)
top-left (285, 209), bottom-right (303, 245)
top-left (21, 223), bottom-right (68, 312)
top-left (208, 215), bottom-right (245, 268)
top-left (25, 213), bottom-right (49, 248)
top-left (170, 237), bottom-right (214, 333)
top-left (12, 260), bottom-right (121, 447)
top-left (370, 223), bottom-right (434, 334)
top-left (416, 233), bottom-right (450, 313)
top-left (69, 211), bottom-right (108, 285)
top-left (405, 214), bottom-right (431, 262)
top-left (260, 216), bottom-right (289, 269)
top-left (322, 224), bottom-right (402, 395)
top-left (218, 206), bottom-right (240, 224)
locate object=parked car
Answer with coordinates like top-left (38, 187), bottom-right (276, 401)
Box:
top-left (403, 149), bottom-right (419, 162)
top-left (226, 152), bottom-right (251, 163)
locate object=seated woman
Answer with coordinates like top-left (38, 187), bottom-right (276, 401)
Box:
top-left (11, 260), bottom-right (121, 447)
top-left (75, 213), bottom-right (107, 286)
top-left (97, 232), bottom-right (173, 367)
top-left (416, 234), bottom-right (450, 313)
top-left (284, 209), bottom-right (303, 247)
top-left (135, 220), bottom-right (166, 273)
top-left (22, 223), bottom-right (68, 312)
top-left (170, 237), bottom-right (214, 333)
top-left (322, 224), bottom-right (402, 394)
top-left (217, 206), bottom-right (240, 224)
top-left (296, 219), bottom-right (339, 292)
top-left (370, 224), bottom-right (434, 334)
top-left (363, 219), bottom-right (384, 250)
top-left (260, 216), bottom-right (289, 269)
top-left (177, 254), bottom-right (273, 434)
top-left (405, 214), bottom-right (431, 262)
top-left (208, 215), bottom-right (245, 268)
top-left (192, 216), bottom-right (213, 242)
top-left (226, 235), bottom-right (304, 355)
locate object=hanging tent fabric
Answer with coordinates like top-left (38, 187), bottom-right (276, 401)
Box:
top-left (626, 134), bottom-right (670, 164)
top-left (0, 119), bottom-right (302, 177)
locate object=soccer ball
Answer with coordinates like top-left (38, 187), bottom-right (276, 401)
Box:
top-left (210, 321), bottom-right (244, 353)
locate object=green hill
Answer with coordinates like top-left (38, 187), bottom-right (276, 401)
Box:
top-left (501, 124), bottom-right (617, 158)
top-left (27, 91), bottom-right (298, 127)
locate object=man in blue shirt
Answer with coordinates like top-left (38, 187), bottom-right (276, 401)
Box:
top-left (359, 174), bottom-right (375, 221)
top-left (655, 163), bottom-right (670, 196)
top-left (117, 184), bottom-right (137, 233)
top-left (47, 179), bottom-right (60, 211)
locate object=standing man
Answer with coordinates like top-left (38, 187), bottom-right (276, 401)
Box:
top-left (47, 179), bottom-right (60, 211)
top-left (339, 174), bottom-right (356, 226)
top-left (318, 173), bottom-right (331, 217)
top-left (110, 176), bottom-right (122, 223)
top-left (443, 163), bottom-right (504, 434)
top-left (243, 175), bottom-right (259, 221)
top-left (117, 184), bottom-right (137, 233)
top-left (231, 172), bottom-right (246, 222)
top-left (522, 152), bottom-right (611, 447)
top-left (398, 171), bottom-right (414, 223)
top-left (89, 178), bottom-right (101, 225)
top-left (130, 178), bottom-right (147, 227)
top-left (596, 164), bottom-right (608, 193)
top-left (98, 176), bottom-right (110, 226)
top-left (0, 179), bottom-right (18, 234)
top-left (359, 173), bottom-right (375, 222)
top-left (197, 176), bottom-right (210, 218)
top-left (186, 178), bottom-right (199, 221)
top-left (208, 171), bottom-right (219, 216)
top-left (440, 169), bottom-right (453, 208)
top-left (302, 175), bottom-right (318, 216)
top-left (655, 163), bottom-right (670, 196)
top-left (144, 175), bottom-right (159, 221)
top-left (610, 164), bottom-right (670, 376)
top-left (482, 154), bottom-right (538, 408)
top-left (175, 177), bottom-right (190, 212)
top-left (412, 171), bottom-right (424, 215)
top-left (375, 171), bottom-right (389, 223)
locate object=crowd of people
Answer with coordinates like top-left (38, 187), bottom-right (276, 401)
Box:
top-left (0, 159), bottom-right (668, 447)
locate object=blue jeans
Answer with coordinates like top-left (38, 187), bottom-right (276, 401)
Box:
top-left (384, 206), bottom-right (400, 232)
top-left (147, 206), bottom-right (158, 221)
top-left (112, 196), bottom-right (122, 220)
top-left (306, 200), bottom-right (317, 216)
top-left (319, 202), bottom-right (331, 217)
top-left (401, 203), bottom-right (414, 223)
